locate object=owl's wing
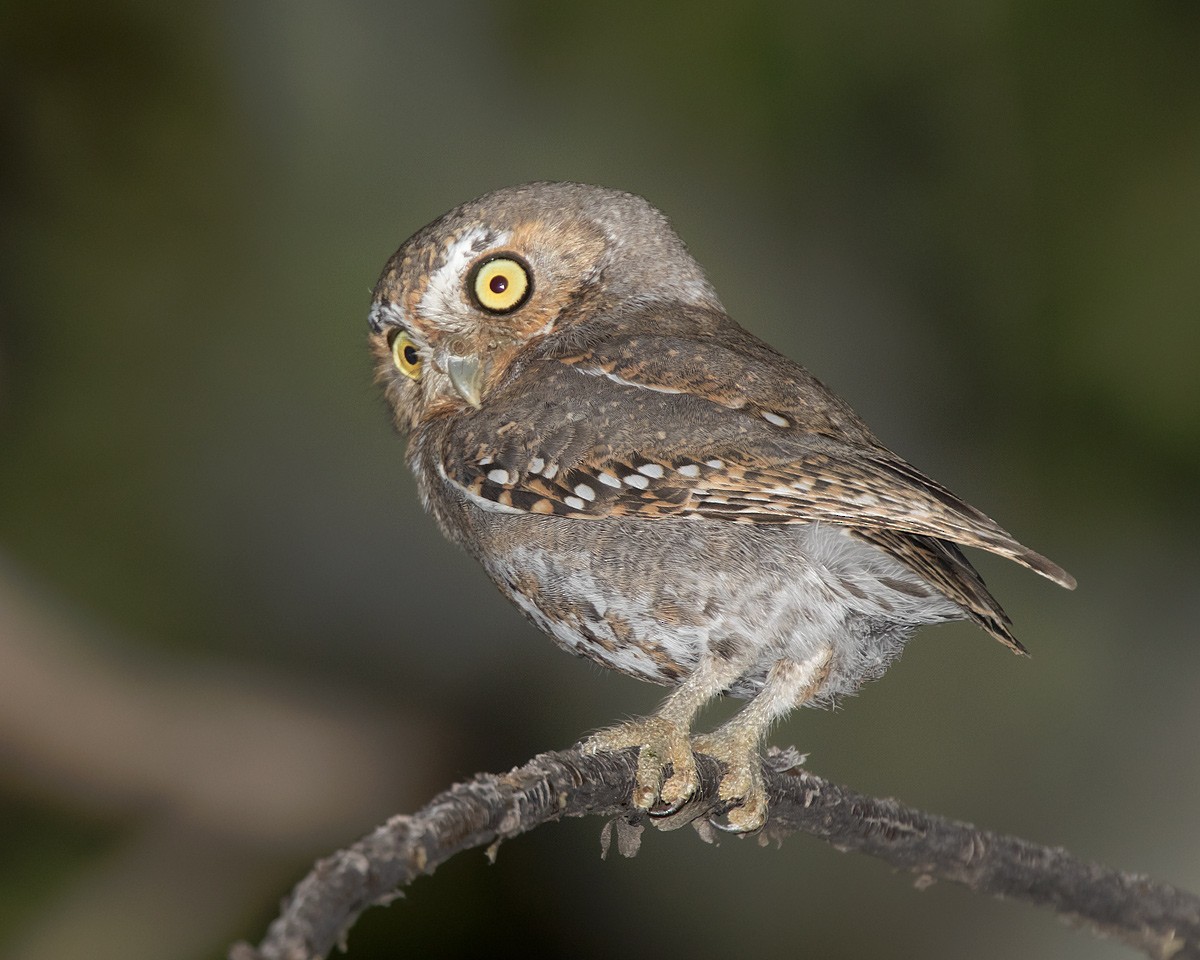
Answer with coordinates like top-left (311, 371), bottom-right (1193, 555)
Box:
top-left (852, 529), bottom-right (1024, 652)
top-left (436, 338), bottom-right (1075, 594)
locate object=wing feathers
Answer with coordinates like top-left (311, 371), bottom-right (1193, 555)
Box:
top-left (433, 334), bottom-right (1074, 656)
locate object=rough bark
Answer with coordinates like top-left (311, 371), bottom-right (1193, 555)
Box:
top-left (231, 745), bottom-right (1200, 960)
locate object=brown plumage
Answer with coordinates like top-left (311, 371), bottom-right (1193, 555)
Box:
top-left (369, 182), bottom-right (1074, 831)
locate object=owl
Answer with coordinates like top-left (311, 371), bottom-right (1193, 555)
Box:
top-left (368, 182), bottom-right (1074, 832)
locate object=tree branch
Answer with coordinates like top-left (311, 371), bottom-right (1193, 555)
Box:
top-left (230, 745), bottom-right (1200, 960)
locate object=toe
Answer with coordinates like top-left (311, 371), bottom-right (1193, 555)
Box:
top-left (659, 743), bottom-right (699, 807)
top-left (582, 725), bottom-right (633, 754)
top-left (632, 747), bottom-right (667, 809)
top-left (692, 730), bottom-right (769, 831)
top-left (585, 716), bottom-right (696, 812)
top-left (721, 782), bottom-right (768, 832)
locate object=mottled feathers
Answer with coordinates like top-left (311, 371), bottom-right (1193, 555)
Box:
top-left (370, 183), bottom-right (1075, 656)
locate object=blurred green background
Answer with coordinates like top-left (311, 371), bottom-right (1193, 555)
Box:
top-left (1, 1), bottom-right (1198, 958)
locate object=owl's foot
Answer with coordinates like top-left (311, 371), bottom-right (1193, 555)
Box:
top-left (691, 728), bottom-right (767, 833)
top-left (687, 650), bottom-right (834, 832)
top-left (583, 716), bottom-right (699, 813)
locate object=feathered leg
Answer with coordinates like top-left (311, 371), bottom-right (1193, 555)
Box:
top-left (583, 654), bottom-right (751, 812)
top-left (693, 646), bottom-right (834, 832)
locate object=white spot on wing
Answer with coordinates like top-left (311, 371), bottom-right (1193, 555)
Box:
top-left (574, 483), bottom-right (596, 501)
top-left (623, 474), bottom-right (650, 489)
top-left (677, 463), bottom-right (701, 478)
top-left (637, 463), bottom-right (665, 479)
top-left (762, 411), bottom-right (790, 427)
top-left (436, 461), bottom-right (524, 515)
top-left (487, 468), bottom-right (510, 485)
top-left (598, 471), bottom-right (621, 488)
top-left (564, 495), bottom-right (586, 510)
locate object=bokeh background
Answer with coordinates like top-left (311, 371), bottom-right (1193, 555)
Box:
top-left (2, 2), bottom-right (1198, 958)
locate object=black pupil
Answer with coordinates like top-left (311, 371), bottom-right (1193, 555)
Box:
top-left (403, 344), bottom-right (419, 366)
top-left (489, 274), bottom-right (509, 294)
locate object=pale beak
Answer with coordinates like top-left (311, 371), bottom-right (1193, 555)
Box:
top-left (443, 352), bottom-right (485, 409)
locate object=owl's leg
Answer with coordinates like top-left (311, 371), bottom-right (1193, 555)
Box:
top-left (692, 646), bottom-right (834, 833)
top-left (583, 655), bottom-right (750, 813)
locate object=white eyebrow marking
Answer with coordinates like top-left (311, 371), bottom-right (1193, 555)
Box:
top-left (368, 300), bottom-right (408, 333)
top-left (417, 226), bottom-right (507, 332)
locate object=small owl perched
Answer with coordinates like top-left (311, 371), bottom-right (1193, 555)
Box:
top-left (369, 182), bottom-right (1074, 831)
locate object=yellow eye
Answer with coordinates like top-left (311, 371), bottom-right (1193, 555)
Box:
top-left (391, 331), bottom-right (422, 380)
top-left (470, 255), bottom-right (531, 313)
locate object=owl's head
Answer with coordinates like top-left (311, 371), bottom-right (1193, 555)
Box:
top-left (368, 182), bottom-right (721, 430)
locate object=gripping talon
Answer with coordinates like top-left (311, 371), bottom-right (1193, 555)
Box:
top-left (647, 796), bottom-right (688, 818)
top-left (585, 716), bottom-right (698, 813)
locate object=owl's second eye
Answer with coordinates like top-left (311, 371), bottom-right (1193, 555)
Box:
top-left (391, 331), bottom-right (422, 380)
top-left (469, 255), bottom-right (532, 313)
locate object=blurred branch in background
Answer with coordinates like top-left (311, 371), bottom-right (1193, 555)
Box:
top-left (0, 554), bottom-right (443, 960)
top-left (233, 746), bottom-right (1200, 960)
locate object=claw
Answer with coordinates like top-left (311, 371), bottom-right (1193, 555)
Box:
top-left (706, 810), bottom-right (766, 835)
top-left (714, 797), bottom-right (768, 833)
top-left (584, 716), bottom-right (698, 814)
top-left (692, 730), bottom-right (769, 833)
top-left (647, 797), bottom-right (688, 818)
